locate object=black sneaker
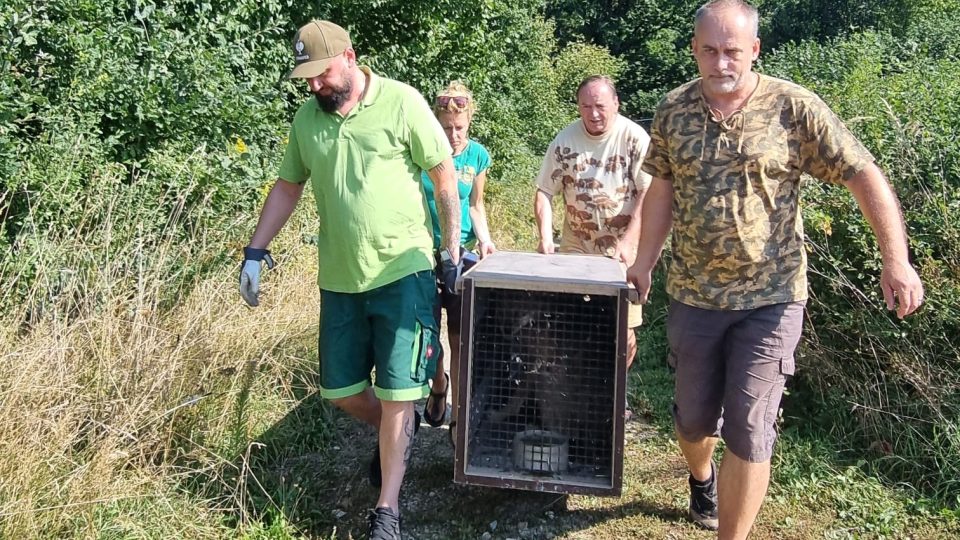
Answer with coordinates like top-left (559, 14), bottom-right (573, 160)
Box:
top-left (688, 462), bottom-right (719, 531)
top-left (367, 506), bottom-right (401, 540)
top-left (369, 410), bottom-right (421, 488)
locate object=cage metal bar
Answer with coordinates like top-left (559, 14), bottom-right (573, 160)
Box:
top-left (453, 253), bottom-right (628, 496)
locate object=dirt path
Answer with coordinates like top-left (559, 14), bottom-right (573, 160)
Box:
top-left (311, 412), bottom-right (704, 540)
top-left (284, 318), bottom-right (817, 539)
top-left (243, 316), bottom-right (953, 539)
top-left (286, 406), bottom-right (843, 540)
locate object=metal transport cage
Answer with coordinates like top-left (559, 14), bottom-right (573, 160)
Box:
top-left (453, 251), bottom-right (634, 496)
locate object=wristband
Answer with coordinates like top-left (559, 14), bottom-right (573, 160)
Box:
top-left (243, 246), bottom-right (275, 269)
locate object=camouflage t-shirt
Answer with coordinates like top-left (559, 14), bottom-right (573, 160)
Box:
top-left (536, 115), bottom-right (652, 258)
top-left (642, 74), bottom-right (874, 310)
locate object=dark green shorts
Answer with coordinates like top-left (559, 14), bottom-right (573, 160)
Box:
top-left (318, 270), bottom-right (441, 401)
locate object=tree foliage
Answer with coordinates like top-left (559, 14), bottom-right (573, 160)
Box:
top-left (545, 0), bottom-right (702, 116)
top-left (0, 0), bottom-right (620, 316)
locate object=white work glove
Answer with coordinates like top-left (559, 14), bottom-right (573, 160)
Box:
top-left (239, 246), bottom-right (275, 307)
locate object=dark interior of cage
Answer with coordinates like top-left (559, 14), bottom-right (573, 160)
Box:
top-left (466, 287), bottom-right (617, 481)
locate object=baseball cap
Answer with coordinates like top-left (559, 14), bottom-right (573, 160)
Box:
top-left (288, 20), bottom-right (352, 79)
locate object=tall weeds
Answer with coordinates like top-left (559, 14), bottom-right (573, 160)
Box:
top-left (766, 32), bottom-right (960, 504)
top-left (0, 133), bottom-right (323, 536)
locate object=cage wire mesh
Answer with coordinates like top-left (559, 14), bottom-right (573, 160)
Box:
top-left (463, 286), bottom-right (618, 488)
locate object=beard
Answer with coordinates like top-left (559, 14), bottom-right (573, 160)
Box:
top-left (313, 77), bottom-right (353, 113)
top-left (712, 72), bottom-right (745, 94)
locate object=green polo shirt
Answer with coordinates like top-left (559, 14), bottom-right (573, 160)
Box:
top-left (278, 68), bottom-right (451, 293)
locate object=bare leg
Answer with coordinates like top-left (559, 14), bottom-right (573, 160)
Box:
top-left (626, 330), bottom-right (637, 370)
top-left (717, 449), bottom-right (770, 540)
top-left (430, 355), bottom-right (448, 394)
top-left (376, 400), bottom-right (416, 511)
top-left (330, 388), bottom-right (381, 428)
top-left (678, 432), bottom-right (718, 482)
top-left (425, 334), bottom-right (450, 425)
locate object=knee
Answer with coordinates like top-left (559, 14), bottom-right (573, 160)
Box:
top-left (329, 393), bottom-right (363, 411)
top-left (673, 401), bottom-right (722, 442)
top-left (720, 407), bottom-right (780, 463)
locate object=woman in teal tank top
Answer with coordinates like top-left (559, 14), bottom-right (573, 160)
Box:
top-left (420, 81), bottom-right (495, 431)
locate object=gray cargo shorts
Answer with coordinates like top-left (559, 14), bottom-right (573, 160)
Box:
top-left (666, 300), bottom-right (805, 463)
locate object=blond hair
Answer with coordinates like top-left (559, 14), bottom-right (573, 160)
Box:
top-left (433, 80), bottom-right (476, 118)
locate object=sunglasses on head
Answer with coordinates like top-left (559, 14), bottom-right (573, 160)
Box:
top-left (436, 95), bottom-right (469, 109)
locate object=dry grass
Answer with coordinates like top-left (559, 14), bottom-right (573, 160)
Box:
top-left (2, 181), bottom-right (956, 538)
top-left (0, 191), bottom-right (321, 538)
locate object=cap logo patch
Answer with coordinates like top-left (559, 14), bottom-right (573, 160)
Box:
top-left (294, 40), bottom-right (309, 61)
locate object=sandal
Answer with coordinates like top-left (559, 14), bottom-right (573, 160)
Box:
top-left (423, 372), bottom-right (450, 427)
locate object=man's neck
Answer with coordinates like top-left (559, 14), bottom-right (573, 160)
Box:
top-left (702, 71), bottom-right (759, 117)
top-left (337, 68), bottom-right (368, 116)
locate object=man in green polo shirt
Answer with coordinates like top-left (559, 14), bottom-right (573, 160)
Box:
top-left (237, 20), bottom-right (460, 539)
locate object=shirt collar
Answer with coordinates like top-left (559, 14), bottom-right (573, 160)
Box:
top-left (310, 66), bottom-right (381, 118)
top-left (357, 66), bottom-right (379, 109)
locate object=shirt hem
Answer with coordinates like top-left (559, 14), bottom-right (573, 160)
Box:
top-left (668, 292), bottom-right (809, 311)
top-left (317, 253), bottom-right (434, 293)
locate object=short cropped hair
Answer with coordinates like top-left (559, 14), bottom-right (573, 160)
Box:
top-left (695, 0), bottom-right (759, 38)
top-left (576, 75), bottom-right (619, 102)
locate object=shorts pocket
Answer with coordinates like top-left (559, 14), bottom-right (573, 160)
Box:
top-left (410, 317), bottom-right (439, 381)
top-left (665, 301), bottom-right (684, 371)
top-left (780, 356), bottom-right (796, 377)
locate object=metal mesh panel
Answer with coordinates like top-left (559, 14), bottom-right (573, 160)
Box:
top-left (464, 287), bottom-right (618, 487)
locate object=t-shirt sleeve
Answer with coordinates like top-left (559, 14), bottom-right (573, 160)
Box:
top-left (277, 122), bottom-right (309, 184)
top-left (631, 131), bottom-right (653, 192)
top-left (476, 143), bottom-right (492, 175)
top-left (797, 95), bottom-right (875, 185)
top-left (404, 88), bottom-right (452, 171)
top-left (641, 102), bottom-right (673, 181)
top-left (534, 139), bottom-right (563, 196)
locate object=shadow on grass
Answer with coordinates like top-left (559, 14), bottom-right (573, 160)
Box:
top-left (210, 385), bottom-right (693, 539)
top-left (182, 321), bottom-right (697, 539)
top-left (627, 282), bottom-right (960, 537)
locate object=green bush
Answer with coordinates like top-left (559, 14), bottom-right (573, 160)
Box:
top-left (764, 29), bottom-right (960, 504)
top-left (545, 0), bottom-right (701, 117)
top-left (0, 0), bottom-right (302, 319)
top-left (0, 0), bottom-right (622, 318)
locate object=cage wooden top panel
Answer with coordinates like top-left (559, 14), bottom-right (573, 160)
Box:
top-left (459, 251), bottom-right (634, 296)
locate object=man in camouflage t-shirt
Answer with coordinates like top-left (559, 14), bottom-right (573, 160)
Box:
top-left (626, 1), bottom-right (924, 537)
top-left (535, 75), bottom-right (652, 366)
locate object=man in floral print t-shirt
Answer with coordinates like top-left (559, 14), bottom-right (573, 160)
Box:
top-left (534, 75), bottom-right (651, 365)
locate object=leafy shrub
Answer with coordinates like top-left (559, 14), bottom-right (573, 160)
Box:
top-left (545, 0), bottom-right (701, 117)
top-left (0, 0), bottom-right (622, 318)
top-left (764, 29), bottom-right (960, 503)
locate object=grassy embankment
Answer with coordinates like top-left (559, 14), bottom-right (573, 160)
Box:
top-left (1, 177), bottom-right (958, 538)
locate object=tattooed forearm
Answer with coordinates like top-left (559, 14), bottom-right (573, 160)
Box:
top-left (437, 190), bottom-right (459, 252)
top-left (427, 157), bottom-right (460, 256)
